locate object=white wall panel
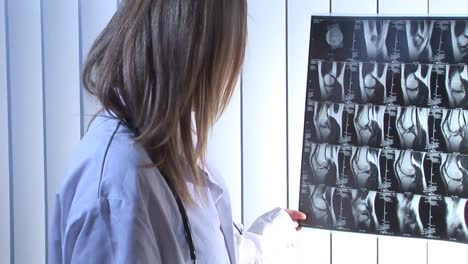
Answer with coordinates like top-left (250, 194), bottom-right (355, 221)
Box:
top-left (7, 0), bottom-right (46, 263)
top-left (80, 0), bottom-right (117, 135)
top-left (332, 232), bottom-right (377, 264)
top-left (242, 0), bottom-right (287, 226)
top-left (378, 2), bottom-right (428, 264)
top-left (42, 0), bottom-right (81, 239)
top-left (331, 0), bottom-right (377, 13)
top-left (379, 0), bottom-right (428, 14)
top-left (429, 0), bottom-right (467, 14)
top-left (428, 1), bottom-right (468, 263)
top-left (207, 84), bottom-right (242, 222)
top-left (0, 0), bottom-right (10, 263)
top-left (287, 0), bottom-right (331, 261)
top-left (428, 240), bottom-right (468, 264)
top-left (379, 237), bottom-right (428, 264)
top-left (295, 229), bottom-right (331, 264)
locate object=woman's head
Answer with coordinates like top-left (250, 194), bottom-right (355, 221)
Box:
top-left (83, 0), bottom-right (247, 204)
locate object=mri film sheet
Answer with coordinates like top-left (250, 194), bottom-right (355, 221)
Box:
top-left (299, 16), bottom-right (468, 244)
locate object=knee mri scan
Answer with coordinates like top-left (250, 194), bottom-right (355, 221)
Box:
top-left (300, 16), bottom-right (468, 244)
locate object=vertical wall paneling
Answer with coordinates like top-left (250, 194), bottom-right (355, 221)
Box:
top-left (294, 229), bottom-right (331, 264)
top-left (330, 0), bottom-right (377, 13)
top-left (427, 1), bottom-right (468, 263)
top-left (329, 1), bottom-right (379, 264)
top-left (378, 1), bottom-right (428, 264)
top-left (379, 236), bottom-right (428, 264)
top-left (207, 83), bottom-right (242, 222)
top-left (42, 0), bottom-right (81, 241)
top-left (242, 0), bottom-right (287, 227)
top-left (378, 0), bottom-right (428, 14)
top-left (286, 0), bottom-right (331, 262)
top-left (79, 0), bottom-right (117, 135)
top-left (429, 0), bottom-right (468, 14)
top-left (332, 232), bottom-right (379, 264)
top-left (7, 0), bottom-right (46, 263)
top-left (0, 0), bottom-right (10, 263)
top-left (427, 241), bottom-right (468, 264)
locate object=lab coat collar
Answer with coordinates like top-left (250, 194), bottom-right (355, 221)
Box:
top-left (201, 163), bottom-right (236, 264)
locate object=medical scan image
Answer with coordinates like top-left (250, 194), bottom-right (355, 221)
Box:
top-left (405, 20), bottom-right (435, 61)
top-left (450, 20), bottom-right (468, 63)
top-left (444, 197), bottom-right (468, 241)
top-left (309, 19), bottom-right (355, 61)
top-left (350, 189), bottom-right (379, 232)
top-left (350, 147), bottom-right (382, 190)
top-left (393, 150), bottom-right (427, 194)
top-left (305, 185), bottom-right (336, 227)
top-left (308, 144), bottom-right (340, 186)
top-left (301, 16), bottom-right (468, 244)
top-left (397, 193), bottom-right (424, 236)
top-left (362, 20), bottom-right (390, 60)
top-left (317, 61), bottom-right (347, 102)
top-left (445, 65), bottom-right (468, 109)
top-left (441, 109), bottom-right (468, 154)
top-left (357, 62), bottom-right (388, 105)
top-left (401, 64), bottom-right (432, 107)
top-left (395, 106), bottom-right (429, 151)
top-left (312, 102), bottom-right (344, 144)
top-left (440, 153), bottom-right (468, 198)
top-left (326, 23), bottom-right (344, 50)
top-left (353, 104), bottom-right (385, 148)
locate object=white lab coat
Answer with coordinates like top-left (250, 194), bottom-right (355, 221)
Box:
top-left (49, 115), bottom-right (298, 264)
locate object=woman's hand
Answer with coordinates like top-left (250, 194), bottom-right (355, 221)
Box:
top-left (285, 209), bottom-right (306, 230)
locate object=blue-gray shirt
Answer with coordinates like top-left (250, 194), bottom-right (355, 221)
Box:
top-left (49, 115), bottom-right (235, 263)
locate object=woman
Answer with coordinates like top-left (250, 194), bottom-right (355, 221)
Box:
top-left (48, 1), bottom-right (305, 263)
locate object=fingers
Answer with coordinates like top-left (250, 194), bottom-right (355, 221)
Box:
top-left (285, 209), bottom-right (307, 221)
top-left (284, 209), bottom-right (307, 231)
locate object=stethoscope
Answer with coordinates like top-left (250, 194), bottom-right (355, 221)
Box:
top-left (121, 121), bottom-right (197, 263)
top-left (122, 120), bottom-right (244, 264)
top-left (172, 185), bottom-right (197, 263)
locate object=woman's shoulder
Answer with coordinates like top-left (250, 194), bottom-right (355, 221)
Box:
top-left (56, 116), bottom-right (168, 207)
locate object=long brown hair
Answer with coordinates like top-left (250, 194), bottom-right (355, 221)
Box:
top-left (82, 0), bottom-right (247, 204)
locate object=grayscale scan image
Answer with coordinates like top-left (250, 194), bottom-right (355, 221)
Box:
top-left (299, 16), bottom-right (468, 244)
